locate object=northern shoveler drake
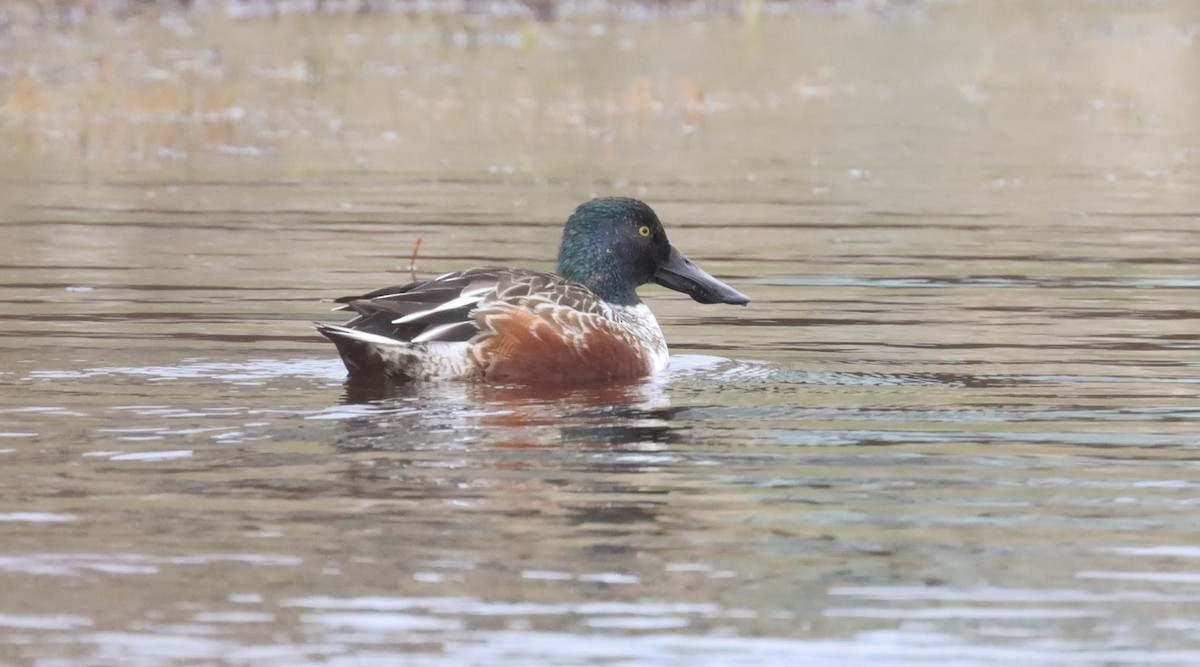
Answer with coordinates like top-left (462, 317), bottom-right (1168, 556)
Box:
top-left (316, 197), bottom-right (749, 383)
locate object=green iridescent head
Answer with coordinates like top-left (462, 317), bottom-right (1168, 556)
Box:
top-left (555, 197), bottom-right (750, 308)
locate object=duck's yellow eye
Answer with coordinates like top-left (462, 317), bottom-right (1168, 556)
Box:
top-left (638, 226), bottom-right (651, 238)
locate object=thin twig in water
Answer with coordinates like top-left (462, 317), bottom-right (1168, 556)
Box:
top-left (406, 237), bottom-right (423, 282)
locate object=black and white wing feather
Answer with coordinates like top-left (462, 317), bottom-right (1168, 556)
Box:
top-left (318, 268), bottom-right (613, 345)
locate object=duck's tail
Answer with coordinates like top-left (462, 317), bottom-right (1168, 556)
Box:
top-left (315, 323), bottom-right (409, 378)
top-left (315, 323), bottom-right (474, 381)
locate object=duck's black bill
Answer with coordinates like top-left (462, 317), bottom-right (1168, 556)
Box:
top-left (653, 246), bottom-right (750, 306)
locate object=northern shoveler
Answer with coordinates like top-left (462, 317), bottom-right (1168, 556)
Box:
top-left (316, 197), bottom-right (749, 383)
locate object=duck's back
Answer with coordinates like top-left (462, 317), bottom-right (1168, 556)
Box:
top-left (316, 268), bottom-right (667, 383)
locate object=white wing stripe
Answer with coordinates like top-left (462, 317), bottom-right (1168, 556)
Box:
top-left (411, 321), bottom-right (474, 343)
top-left (392, 293), bottom-right (484, 324)
top-left (319, 324), bottom-right (407, 346)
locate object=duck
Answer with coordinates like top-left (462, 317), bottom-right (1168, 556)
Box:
top-left (316, 197), bottom-right (749, 383)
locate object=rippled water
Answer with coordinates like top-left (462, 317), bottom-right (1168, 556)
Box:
top-left (2, 3), bottom-right (1200, 665)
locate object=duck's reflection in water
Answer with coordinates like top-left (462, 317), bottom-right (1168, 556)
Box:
top-left (334, 371), bottom-right (681, 453)
top-left (329, 374), bottom-right (690, 569)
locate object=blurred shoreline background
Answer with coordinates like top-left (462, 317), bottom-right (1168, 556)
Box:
top-left (3, 4), bottom-right (1200, 664)
top-left (1, 0), bottom-right (1195, 218)
top-left (1, 0), bottom-right (932, 173)
top-left (6, 0), bottom-right (918, 24)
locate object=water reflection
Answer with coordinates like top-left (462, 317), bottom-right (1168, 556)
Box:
top-left (333, 372), bottom-right (681, 465)
top-left (3, 2), bottom-right (1200, 665)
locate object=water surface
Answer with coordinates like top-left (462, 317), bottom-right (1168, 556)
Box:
top-left (2, 3), bottom-right (1200, 665)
